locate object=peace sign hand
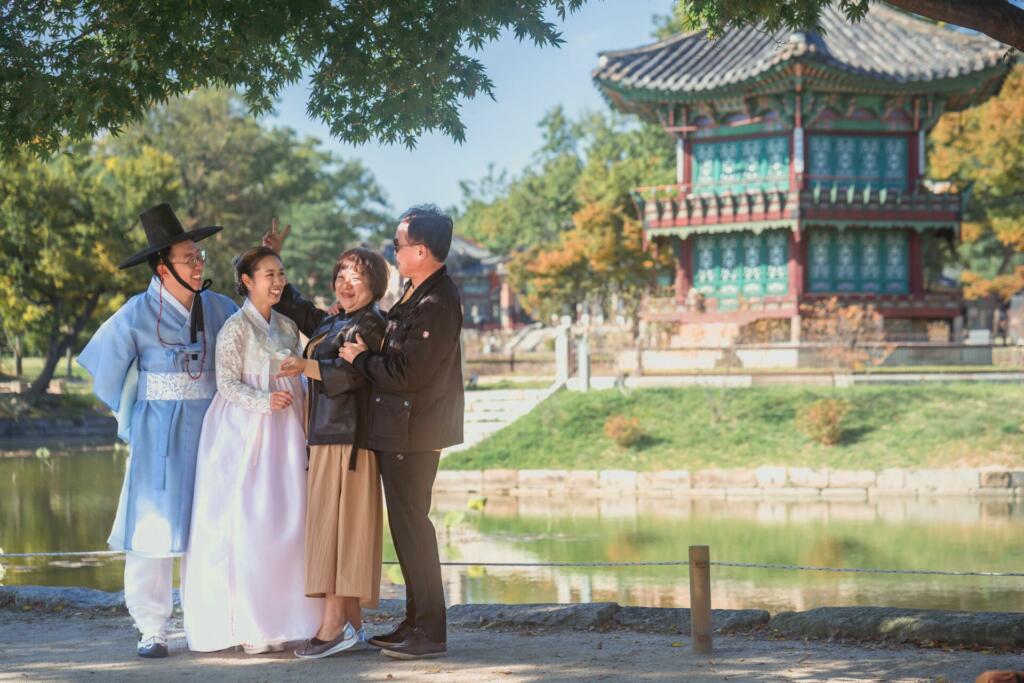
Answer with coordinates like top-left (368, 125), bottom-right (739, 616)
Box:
top-left (262, 217), bottom-right (291, 254)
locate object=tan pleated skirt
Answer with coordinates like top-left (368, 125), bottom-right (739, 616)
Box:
top-left (304, 444), bottom-right (382, 608)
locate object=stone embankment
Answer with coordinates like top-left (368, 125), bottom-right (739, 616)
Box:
top-left (435, 466), bottom-right (1024, 499)
top-left (3, 586), bottom-right (1023, 649)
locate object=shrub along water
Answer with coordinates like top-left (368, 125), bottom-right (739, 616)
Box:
top-left (796, 398), bottom-right (851, 446)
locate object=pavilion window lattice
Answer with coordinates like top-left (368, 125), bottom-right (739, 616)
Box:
top-left (807, 135), bottom-right (907, 190)
top-left (692, 135), bottom-right (790, 195)
top-left (807, 228), bottom-right (909, 294)
top-left (693, 229), bottom-right (789, 306)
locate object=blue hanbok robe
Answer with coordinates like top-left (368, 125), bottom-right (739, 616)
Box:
top-left (79, 277), bottom-right (237, 557)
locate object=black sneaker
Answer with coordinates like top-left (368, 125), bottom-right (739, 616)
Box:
top-left (368, 624), bottom-right (413, 648)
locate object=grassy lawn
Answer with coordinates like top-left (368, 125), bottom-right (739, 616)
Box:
top-left (0, 356), bottom-right (102, 417)
top-left (443, 384), bottom-right (1024, 471)
top-left (0, 356), bottom-right (94, 397)
top-left (0, 356), bottom-right (92, 383)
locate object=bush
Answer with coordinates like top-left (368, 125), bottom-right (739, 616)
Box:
top-left (604, 414), bottom-right (644, 448)
top-left (796, 398), bottom-right (850, 446)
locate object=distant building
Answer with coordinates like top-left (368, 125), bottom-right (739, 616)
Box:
top-left (446, 235), bottom-right (527, 330)
top-left (593, 4), bottom-right (1011, 346)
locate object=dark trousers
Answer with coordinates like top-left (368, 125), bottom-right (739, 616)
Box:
top-left (377, 450), bottom-right (446, 643)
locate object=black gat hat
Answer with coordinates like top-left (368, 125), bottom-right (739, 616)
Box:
top-left (118, 203), bottom-right (222, 270)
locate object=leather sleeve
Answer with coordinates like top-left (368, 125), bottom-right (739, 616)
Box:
top-left (318, 311), bottom-right (386, 398)
top-left (273, 284), bottom-right (327, 338)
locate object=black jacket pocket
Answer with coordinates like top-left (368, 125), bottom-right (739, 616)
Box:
top-left (370, 390), bottom-right (413, 439)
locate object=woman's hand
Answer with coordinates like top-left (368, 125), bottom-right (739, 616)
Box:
top-left (276, 356), bottom-right (306, 378)
top-left (327, 301), bottom-right (343, 316)
top-left (262, 217), bottom-right (291, 254)
top-left (269, 391), bottom-right (294, 411)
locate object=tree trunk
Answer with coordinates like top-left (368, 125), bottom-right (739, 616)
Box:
top-left (13, 336), bottom-right (22, 377)
top-left (26, 342), bottom-right (67, 401)
top-left (23, 293), bottom-right (101, 404)
top-left (886, 0), bottom-right (1024, 52)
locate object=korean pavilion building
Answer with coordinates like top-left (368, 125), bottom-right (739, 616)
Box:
top-left (593, 4), bottom-right (1010, 346)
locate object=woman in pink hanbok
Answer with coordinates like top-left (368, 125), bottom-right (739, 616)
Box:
top-left (183, 246), bottom-right (321, 654)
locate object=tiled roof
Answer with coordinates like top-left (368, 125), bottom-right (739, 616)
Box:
top-left (594, 3), bottom-right (1008, 98)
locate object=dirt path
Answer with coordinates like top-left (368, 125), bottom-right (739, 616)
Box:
top-left (0, 611), bottom-right (1020, 682)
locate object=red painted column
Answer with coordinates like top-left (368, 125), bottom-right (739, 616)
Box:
top-left (907, 132), bottom-right (918, 194)
top-left (674, 236), bottom-right (692, 303)
top-left (682, 137), bottom-right (693, 192)
top-left (908, 229), bottom-right (923, 294)
top-left (788, 228), bottom-right (805, 303)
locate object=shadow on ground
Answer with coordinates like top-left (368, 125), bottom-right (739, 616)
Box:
top-left (1, 611), bottom-right (1019, 682)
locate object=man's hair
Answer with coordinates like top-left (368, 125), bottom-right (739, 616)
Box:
top-left (332, 247), bottom-right (390, 302)
top-left (400, 204), bottom-right (453, 262)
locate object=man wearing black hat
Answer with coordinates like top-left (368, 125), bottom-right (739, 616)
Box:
top-left (78, 204), bottom-right (238, 658)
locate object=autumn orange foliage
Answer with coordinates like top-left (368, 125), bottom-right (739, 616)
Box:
top-left (800, 297), bottom-right (894, 370)
top-left (931, 64), bottom-right (1024, 301)
top-left (510, 202), bottom-right (659, 324)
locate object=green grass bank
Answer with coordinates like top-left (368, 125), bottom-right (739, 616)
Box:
top-left (443, 384), bottom-right (1024, 471)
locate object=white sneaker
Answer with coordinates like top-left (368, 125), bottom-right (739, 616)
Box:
top-left (352, 626), bottom-right (370, 651)
top-left (137, 633), bottom-right (168, 659)
top-left (242, 642), bottom-right (287, 655)
top-left (294, 623), bottom-right (361, 659)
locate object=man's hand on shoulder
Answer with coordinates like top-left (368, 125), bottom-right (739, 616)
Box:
top-left (339, 333), bottom-right (368, 364)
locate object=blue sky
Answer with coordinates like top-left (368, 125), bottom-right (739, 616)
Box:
top-left (269, 0), bottom-right (673, 215)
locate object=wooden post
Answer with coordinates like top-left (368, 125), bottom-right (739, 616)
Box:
top-left (555, 321), bottom-right (570, 385)
top-left (689, 544), bottom-right (712, 654)
top-left (577, 335), bottom-right (590, 392)
top-left (682, 107), bottom-right (693, 193)
top-left (908, 229), bottom-right (924, 295)
top-left (788, 229), bottom-right (805, 303)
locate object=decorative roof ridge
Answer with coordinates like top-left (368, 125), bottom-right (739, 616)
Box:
top-left (596, 27), bottom-right (708, 63)
top-left (597, 4), bottom-right (1005, 64)
top-left (593, 2), bottom-right (1012, 107)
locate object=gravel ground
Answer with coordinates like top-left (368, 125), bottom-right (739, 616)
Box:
top-left (1, 611), bottom-right (1021, 682)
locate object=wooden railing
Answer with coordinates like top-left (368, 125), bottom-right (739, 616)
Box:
top-left (633, 182), bottom-right (961, 229)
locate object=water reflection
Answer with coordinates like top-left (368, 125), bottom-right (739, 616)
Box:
top-left (4, 451), bottom-right (1024, 612)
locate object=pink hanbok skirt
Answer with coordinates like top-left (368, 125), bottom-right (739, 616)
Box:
top-left (183, 373), bottom-right (321, 651)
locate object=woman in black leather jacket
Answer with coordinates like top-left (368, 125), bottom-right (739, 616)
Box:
top-left (272, 246), bottom-right (388, 658)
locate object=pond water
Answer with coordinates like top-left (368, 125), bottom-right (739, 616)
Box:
top-left (3, 450), bottom-right (1024, 613)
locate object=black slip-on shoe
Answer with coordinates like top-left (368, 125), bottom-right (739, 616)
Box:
top-left (379, 629), bottom-right (446, 660)
top-left (368, 624), bottom-right (413, 649)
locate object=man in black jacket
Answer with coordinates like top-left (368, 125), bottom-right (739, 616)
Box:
top-left (341, 204), bottom-right (464, 660)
